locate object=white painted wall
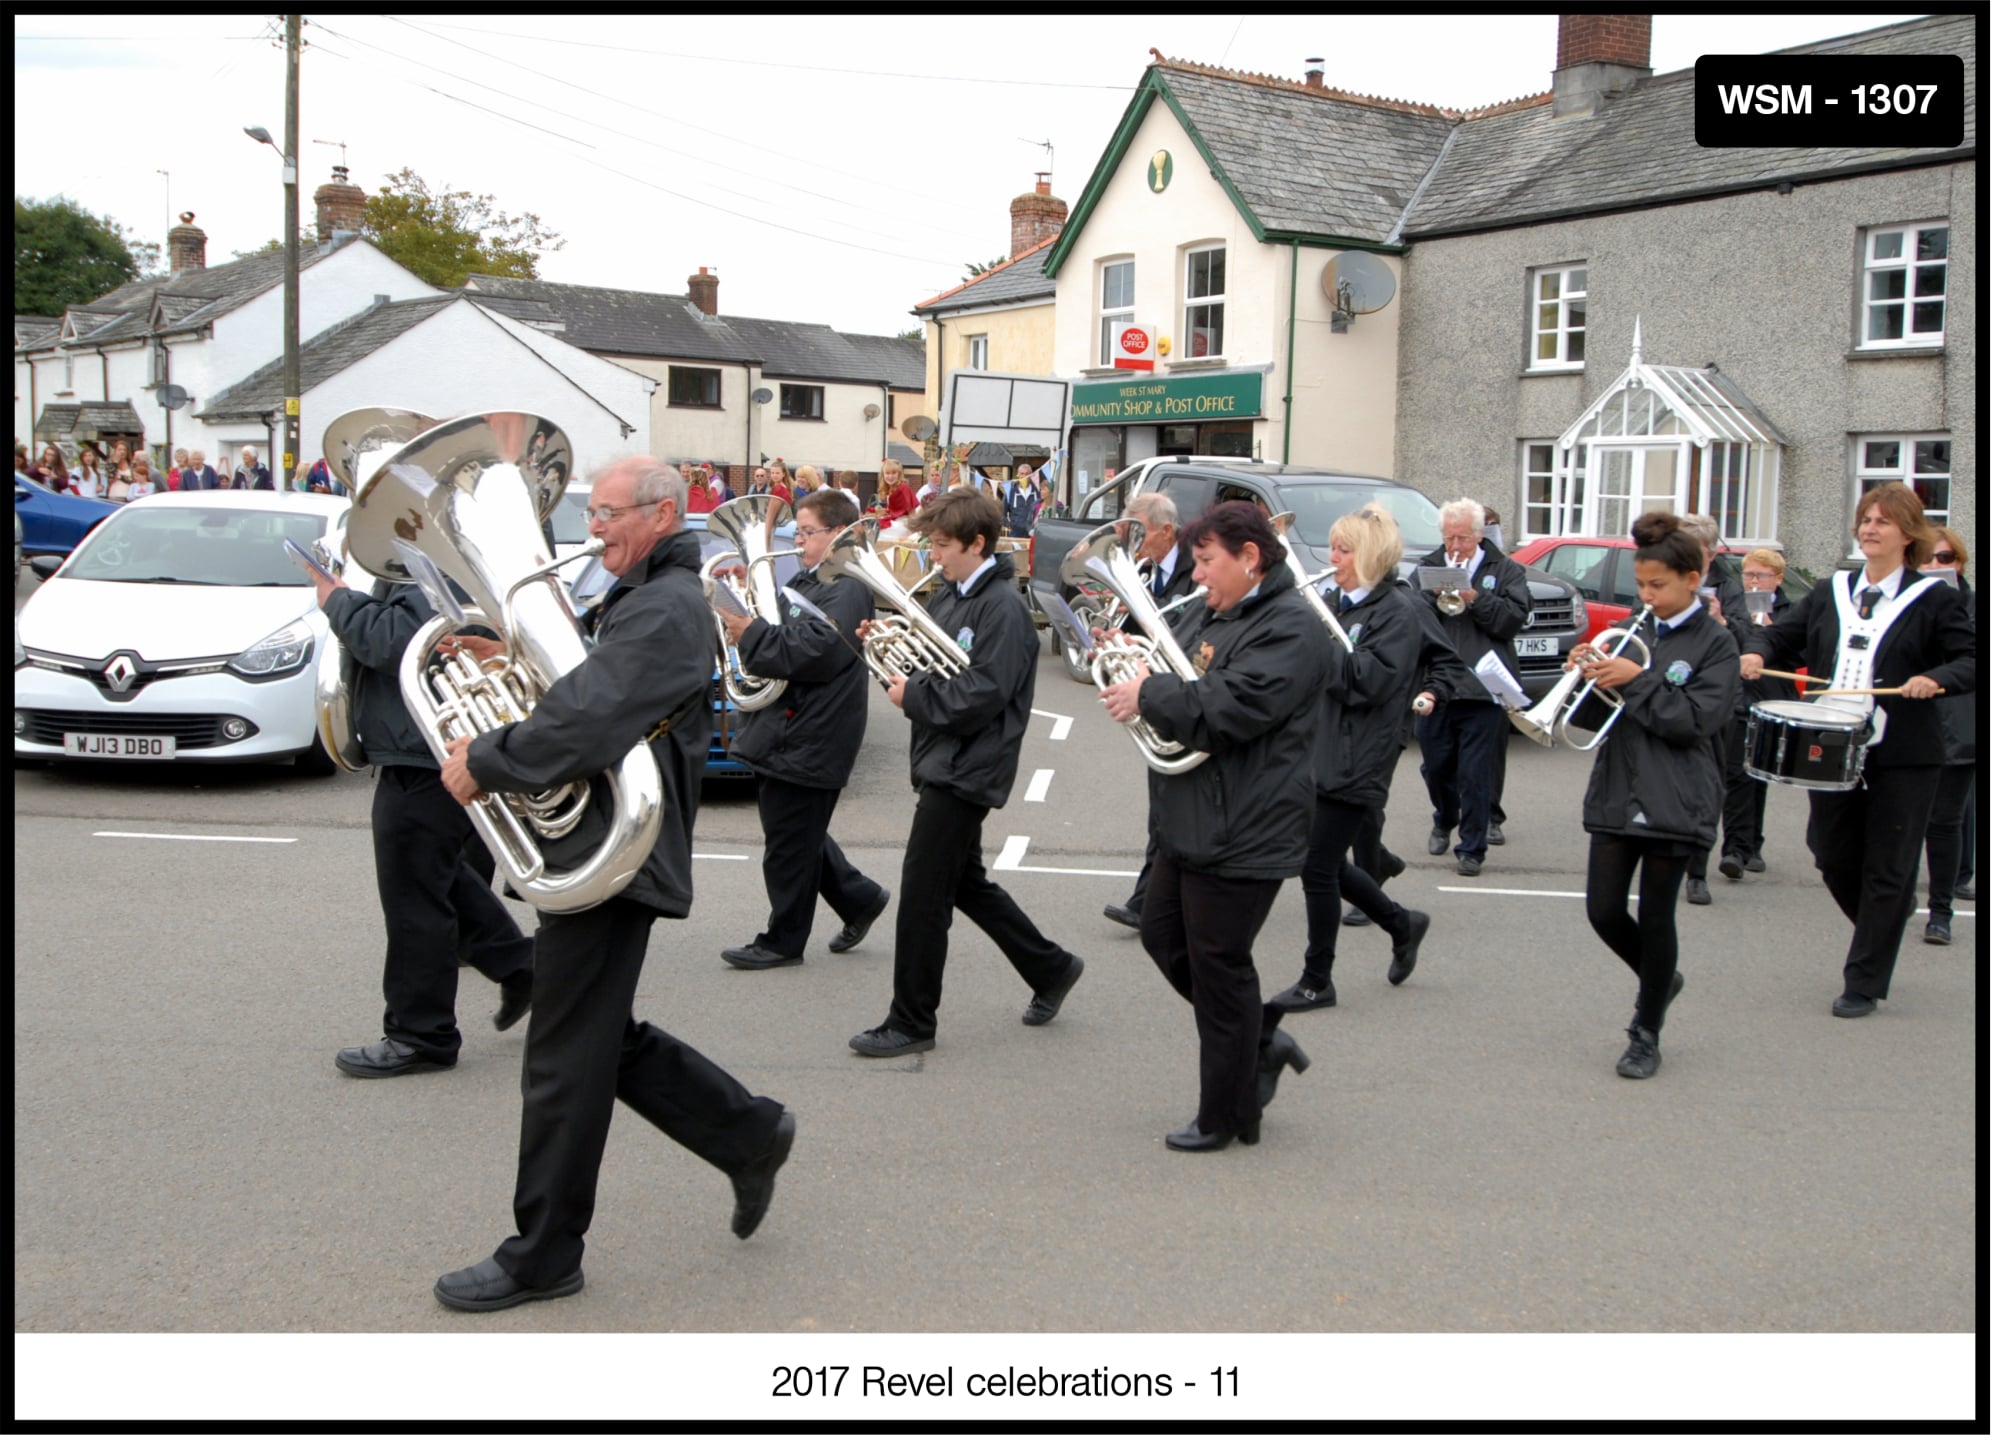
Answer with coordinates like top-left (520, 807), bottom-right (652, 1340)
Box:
top-left (764, 375), bottom-right (890, 473)
top-left (205, 242), bottom-right (437, 398)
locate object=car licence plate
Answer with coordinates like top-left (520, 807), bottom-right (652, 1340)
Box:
top-left (62, 733), bottom-right (177, 759)
top-left (1514, 635), bottom-right (1559, 658)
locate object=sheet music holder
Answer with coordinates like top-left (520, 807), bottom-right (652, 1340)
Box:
top-left (779, 584), bottom-right (833, 629)
top-left (1030, 584), bottom-right (1095, 659)
top-left (1415, 566), bottom-right (1470, 593)
top-left (1473, 650), bottom-right (1531, 710)
top-left (282, 538), bottom-right (338, 586)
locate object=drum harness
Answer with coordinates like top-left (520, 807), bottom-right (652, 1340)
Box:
top-left (1824, 570), bottom-right (1939, 750)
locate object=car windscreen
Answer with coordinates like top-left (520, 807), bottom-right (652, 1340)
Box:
top-left (551, 489), bottom-right (592, 545)
top-left (1277, 483), bottom-right (1442, 551)
top-left (64, 506), bottom-right (329, 586)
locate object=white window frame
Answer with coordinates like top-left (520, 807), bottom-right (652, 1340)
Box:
top-left (1519, 440), bottom-right (1583, 539)
top-left (666, 365), bottom-right (722, 408)
top-left (1528, 264), bottom-right (1587, 371)
top-left (967, 334), bottom-right (988, 371)
top-left (1858, 223), bottom-right (1948, 350)
top-left (1854, 433), bottom-right (1952, 542)
top-left (1097, 257), bottom-right (1135, 367)
top-left (1182, 243), bottom-right (1225, 359)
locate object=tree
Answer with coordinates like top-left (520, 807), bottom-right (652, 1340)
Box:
top-left (361, 168), bottom-right (564, 288)
top-left (963, 254), bottom-right (1005, 279)
top-left (895, 326), bottom-right (922, 342)
top-left (13, 196), bottom-right (153, 315)
top-left (232, 238), bottom-right (284, 261)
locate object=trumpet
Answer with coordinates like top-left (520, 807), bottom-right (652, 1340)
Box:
top-left (1269, 511), bottom-right (1355, 653)
top-left (1508, 604), bottom-right (1655, 750)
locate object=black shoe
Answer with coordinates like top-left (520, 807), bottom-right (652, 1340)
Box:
top-left (1256, 1029), bottom-right (1310, 1109)
top-left (1923, 919), bottom-right (1952, 946)
top-left (434, 1256), bottom-right (583, 1313)
top-left (1831, 992), bottom-right (1878, 1019)
top-left (335, 1037), bottom-right (454, 1079)
top-left (1718, 855), bottom-right (1745, 881)
top-left (1487, 822), bottom-right (1506, 847)
top-left (1378, 849), bottom-right (1407, 881)
top-left (1342, 905), bottom-right (1372, 927)
top-left (1685, 877), bottom-right (1712, 906)
top-left (1269, 979), bottom-right (1336, 1012)
top-left (829, 888), bottom-right (890, 953)
top-left (849, 1024), bottom-right (935, 1057)
top-left (1744, 854), bottom-right (1768, 873)
top-left (1023, 954), bottom-right (1085, 1026)
top-left (1953, 882), bottom-right (1975, 902)
top-left (1427, 826), bottom-right (1450, 857)
top-left (731, 1111), bottom-right (796, 1240)
top-left (1635, 970), bottom-right (1686, 1015)
top-left (1388, 910), bottom-right (1429, 986)
top-left (493, 975), bottom-right (533, 1032)
top-left (1102, 902), bottom-right (1142, 931)
top-left (1616, 1025), bottom-right (1661, 1079)
top-left (1166, 1119), bottom-right (1258, 1152)
top-left (723, 943), bottom-right (803, 970)
top-left (1456, 854), bottom-right (1483, 877)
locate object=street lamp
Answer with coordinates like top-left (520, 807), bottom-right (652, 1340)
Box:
top-left (243, 26), bottom-right (301, 483)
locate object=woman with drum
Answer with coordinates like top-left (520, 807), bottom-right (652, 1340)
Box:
top-left (1099, 502), bottom-right (1332, 1151)
top-left (1741, 483), bottom-right (1977, 1018)
top-left (1269, 503), bottom-right (1431, 1014)
top-left (1572, 514), bottom-right (1740, 1079)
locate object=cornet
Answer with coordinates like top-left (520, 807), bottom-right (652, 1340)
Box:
top-left (1509, 605), bottom-right (1654, 750)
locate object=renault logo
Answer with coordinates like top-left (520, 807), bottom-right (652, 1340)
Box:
top-left (103, 654), bottom-right (139, 693)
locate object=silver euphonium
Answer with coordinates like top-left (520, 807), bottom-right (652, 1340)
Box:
top-left (1509, 603), bottom-right (1654, 751)
top-left (1269, 510), bottom-right (1356, 653)
top-left (346, 411), bottom-right (663, 914)
top-left (699, 494), bottom-right (794, 711)
top-left (814, 519), bottom-right (970, 687)
top-left (1061, 520), bottom-right (1211, 775)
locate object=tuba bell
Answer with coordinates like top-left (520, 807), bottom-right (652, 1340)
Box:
top-left (346, 411), bottom-right (663, 914)
top-left (814, 519), bottom-right (971, 688)
top-left (1509, 604), bottom-right (1654, 750)
top-left (699, 493), bottom-right (795, 711)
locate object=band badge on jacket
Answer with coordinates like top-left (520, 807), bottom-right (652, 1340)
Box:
top-left (956, 626), bottom-right (974, 653)
top-left (1665, 658), bottom-right (1693, 686)
top-left (1193, 641), bottom-right (1215, 676)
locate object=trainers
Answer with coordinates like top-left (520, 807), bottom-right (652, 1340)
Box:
top-left (1269, 979), bottom-right (1336, 1012)
top-left (1455, 854), bottom-right (1482, 877)
top-left (1923, 919), bottom-right (1952, 946)
top-left (1718, 855), bottom-right (1745, 881)
top-left (1745, 855), bottom-right (1767, 874)
top-left (1427, 826), bottom-right (1450, 857)
top-left (1685, 877), bottom-right (1712, 906)
top-left (1616, 1025), bottom-right (1661, 1079)
top-left (1487, 822), bottom-right (1506, 847)
top-left (848, 1023), bottom-right (936, 1057)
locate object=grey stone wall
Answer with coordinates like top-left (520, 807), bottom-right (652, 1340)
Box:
top-left (1394, 161), bottom-right (1977, 582)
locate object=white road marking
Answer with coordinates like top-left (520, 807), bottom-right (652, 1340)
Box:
top-left (93, 831), bottom-right (297, 844)
top-left (693, 853), bottom-right (750, 861)
top-left (1436, 885), bottom-right (1586, 899)
top-left (1029, 707), bottom-right (1073, 741)
top-left (1024, 768), bottom-right (1054, 803)
top-left (996, 833), bottom-right (1139, 879)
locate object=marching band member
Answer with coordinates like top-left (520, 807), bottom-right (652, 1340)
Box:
top-left (1269, 504), bottom-right (1431, 1011)
top-left (1573, 513), bottom-right (1739, 1079)
top-left (1717, 547), bottom-right (1792, 879)
top-left (1914, 528), bottom-right (1976, 946)
top-left (1100, 502), bottom-right (1333, 1151)
top-left (1742, 483), bottom-right (1977, 1017)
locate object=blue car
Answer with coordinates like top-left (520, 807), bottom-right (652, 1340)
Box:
top-left (15, 476), bottom-right (120, 562)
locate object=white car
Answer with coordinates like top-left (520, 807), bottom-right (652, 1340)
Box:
top-left (14, 491), bottom-right (353, 774)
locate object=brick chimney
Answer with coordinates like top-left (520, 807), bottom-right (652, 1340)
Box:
top-left (687, 267), bottom-right (719, 316)
top-left (312, 165), bottom-right (367, 242)
top-left (166, 212), bottom-right (206, 276)
top-left (1305, 57), bottom-right (1325, 90)
top-left (1008, 175), bottom-right (1068, 259)
top-left (1553, 14), bottom-right (1652, 118)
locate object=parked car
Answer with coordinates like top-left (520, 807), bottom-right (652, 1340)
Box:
top-left (15, 474), bottom-right (120, 561)
top-left (14, 491), bottom-right (353, 773)
top-left (1030, 458), bottom-right (1587, 700)
top-left (1514, 535), bottom-right (1814, 643)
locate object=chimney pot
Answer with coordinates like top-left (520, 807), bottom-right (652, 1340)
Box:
top-left (1305, 57), bottom-right (1325, 89)
top-left (1008, 176), bottom-right (1068, 260)
top-left (688, 267), bottom-right (720, 316)
top-left (313, 165), bottom-right (368, 244)
top-left (167, 212), bottom-right (207, 277)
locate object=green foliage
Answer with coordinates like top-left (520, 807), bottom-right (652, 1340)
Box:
top-left (232, 238), bottom-right (284, 260)
top-left (895, 326), bottom-right (922, 342)
top-left (361, 168), bottom-right (564, 288)
top-left (13, 196), bottom-right (150, 315)
top-left (963, 255), bottom-right (1005, 279)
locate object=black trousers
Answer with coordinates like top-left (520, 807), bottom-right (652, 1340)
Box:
top-left (1123, 830), bottom-right (1159, 913)
top-left (1806, 759), bottom-right (1941, 1000)
top-left (754, 775), bottom-right (884, 958)
top-left (495, 896), bottom-right (785, 1287)
top-left (1300, 796), bottom-right (1409, 984)
top-left (372, 765), bottom-right (534, 1059)
top-left (1720, 714), bottom-right (1770, 861)
top-left (1683, 730), bottom-right (1729, 884)
top-left (1915, 763), bottom-right (1977, 918)
top-left (1491, 723), bottom-right (1509, 827)
top-left (1139, 850), bottom-right (1282, 1138)
top-left (1960, 782), bottom-right (1979, 885)
top-left (888, 784), bottom-right (1073, 1039)
top-left (1417, 699), bottom-right (1502, 858)
top-left (1585, 832), bottom-right (1690, 1032)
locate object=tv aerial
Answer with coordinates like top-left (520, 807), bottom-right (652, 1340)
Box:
top-left (1322, 251), bottom-right (1397, 333)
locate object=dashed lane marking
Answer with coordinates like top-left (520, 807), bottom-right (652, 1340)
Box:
top-left (94, 831), bottom-right (297, 844)
top-left (1024, 768), bottom-right (1055, 803)
top-left (1029, 708), bottom-right (1073, 741)
top-left (996, 833), bottom-right (1140, 879)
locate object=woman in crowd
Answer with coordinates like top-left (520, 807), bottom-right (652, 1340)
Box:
top-left (1912, 526), bottom-right (1976, 947)
top-left (1717, 547), bottom-right (1792, 880)
top-left (72, 445), bottom-right (106, 498)
top-left (1099, 502), bottom-right (1333, 1151)
top-left (766, 459), bottom-right (794, 507)
top-left (169, 448), bottom-right (191, 491)
top-left (125, 455), bottom-right (157, 500)
top-left (1743, 483), bottom-right (1977, 1019)
top-left (108, 440), bottom-right (134, 487)
top-left (793, 464), bottom-right (824, 497)
top-left (684, 465), bottom-right (718, 515)
top-left (879, 460), bottom-right (916, 522)
top-left (35, 444), bottom-right (71, 492)
top-left (104, 458), bottom-right (135, 503)
top-left (1269, 504), bottom-right (1431, 1013)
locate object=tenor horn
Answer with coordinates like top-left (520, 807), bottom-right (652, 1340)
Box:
top-left (347, 411), bottom-right (663, 914)
top-left (1509, 605), bottom-right (1654, 751)
top-left (700, 493), bottom-right (795, 711)
top-left (815, 519), bottom-right (971, 688)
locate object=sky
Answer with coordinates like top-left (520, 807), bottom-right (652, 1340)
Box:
top-left (15, 10), bottom-right (1923, 337)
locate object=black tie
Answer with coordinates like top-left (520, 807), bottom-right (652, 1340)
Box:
top-left (1858, 586), bottom-right (1882, 620)
top-left (1338, 593), bottom-right (1356, 614)
top-left (1153, 569), bottom-right (1167, 599)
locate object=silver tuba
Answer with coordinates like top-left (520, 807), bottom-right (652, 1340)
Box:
top-left (1061, 520), bottom-right (1211, 775)
top-left (347, 411), bottom-right (663, 914)
top-left (1509, 604), bottom-right (1654, 750)
top-left (1269, 511), bottom-right (1356, 653)
top-left (312, 407), bottom-right (439, 773)
top-left (699, 494), bottom-right (794, 711)
top-left (814, 519), bottom-right (970, 687)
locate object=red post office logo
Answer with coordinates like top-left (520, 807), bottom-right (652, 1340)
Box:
top-left (1119, 328), bottom-right (1149, 355)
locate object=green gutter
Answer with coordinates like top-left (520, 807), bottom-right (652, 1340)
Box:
top-left (1284, 240), bottom-right (1298, 464)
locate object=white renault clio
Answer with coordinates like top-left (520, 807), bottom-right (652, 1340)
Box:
top-left (14, 490), bottom-right (353, 773)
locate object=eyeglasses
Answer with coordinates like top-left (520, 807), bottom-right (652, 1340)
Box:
top-left (1932, 551), bottom-right (1957, 564)
top-left (585, 501), bottom-right (655, 525)
top-left (794, 524), bottom-right (836, 539)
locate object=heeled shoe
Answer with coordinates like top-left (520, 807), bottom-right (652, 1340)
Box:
top-left (1165, 1119), bottom-right (1259, 1152)
top-left (1256, 1030), bottom-right (1310, 1109)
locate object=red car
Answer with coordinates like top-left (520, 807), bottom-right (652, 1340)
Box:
top-left (1513, 535), bottom-right (1814, 643)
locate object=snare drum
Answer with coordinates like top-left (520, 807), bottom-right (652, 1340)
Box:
top-left (1743, 700), bottom-right (1870, 791)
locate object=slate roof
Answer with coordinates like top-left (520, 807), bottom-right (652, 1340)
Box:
top-left (1400, 14), bottom-right (1979, 237)
top-left (885, 441), bottom-right (926, 466)
top-left (200, 295), bottom-right (459, 418)
top-left (15, 316), bottom-right (60, 347)
top-left (914, 236), bottom-right (1058, 315)
top-left (33, 400), bottom-right (145, 441)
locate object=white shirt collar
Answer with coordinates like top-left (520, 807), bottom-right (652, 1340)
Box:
top-left (956, 556), bottom-right (997, 596)
top-left (1459, 545), bottom-right (1484, 580)
top-left (1858, 567), bottom-right (1905, 600)
top-left (1655, 600), bottom-right (1701, 631)
top-left (1155, 545), bottom-right (1178, 580)
top-left (1343, 584), bottom-right (1372, 606)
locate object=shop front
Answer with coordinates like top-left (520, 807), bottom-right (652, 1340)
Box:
top-left (1067, 369), bottom-right (1264, 496)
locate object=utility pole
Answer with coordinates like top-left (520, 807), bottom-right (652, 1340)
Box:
top-left (282, 14), bottom-right (301, 480)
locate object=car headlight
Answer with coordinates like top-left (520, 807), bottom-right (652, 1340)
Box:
top-left (227, 618), bottom-right (315, 679)
top-left (1571, 592), bottom-right (1586, 629)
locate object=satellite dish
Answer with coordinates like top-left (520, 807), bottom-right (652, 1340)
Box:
top-left (1321, 252), bottom-right (1398, 316)
top-left (900, 415), bottom-right (937, 442)
top-left (863, 403), bottom-right (881, 420)
top-left (160, 384), bottom-right (191, 411)
top-left (751, 387), bottom-right (774, 405)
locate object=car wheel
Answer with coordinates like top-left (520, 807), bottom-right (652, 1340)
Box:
top-left (295, 734), bottom-right (340, 777)
top-left (1060, 594), bottom-right (1104, 685)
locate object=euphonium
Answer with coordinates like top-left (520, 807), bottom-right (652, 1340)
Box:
top-left (814, 519), bottom-right (970, 687)
top-left (1060, 520), bottom-right (1211, 775)
top-left (1269, 511), bottom-right (1356, 653)
top-left (1508, 604), bottom-right (1654, 751)
top-left (347, 411), bottom-right (663, 914)
top-left (699, 493), bottom-right (794, 712)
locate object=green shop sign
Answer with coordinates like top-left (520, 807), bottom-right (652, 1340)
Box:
top-left (1071, 371), bottom-right (1263, 425)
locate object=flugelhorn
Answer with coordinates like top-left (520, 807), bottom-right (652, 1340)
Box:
top-left (700, 493), bottom-right (795, 712)
top-left (1509, 604), bottom-right (1654, 751)
top-left (1269, 511), bottom-right (1355, 653)
top-left (815, 519), bottom-right (971, 687)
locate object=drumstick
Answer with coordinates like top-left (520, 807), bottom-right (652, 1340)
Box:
top-left (1810, 686), bottom-right (1937, 697)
